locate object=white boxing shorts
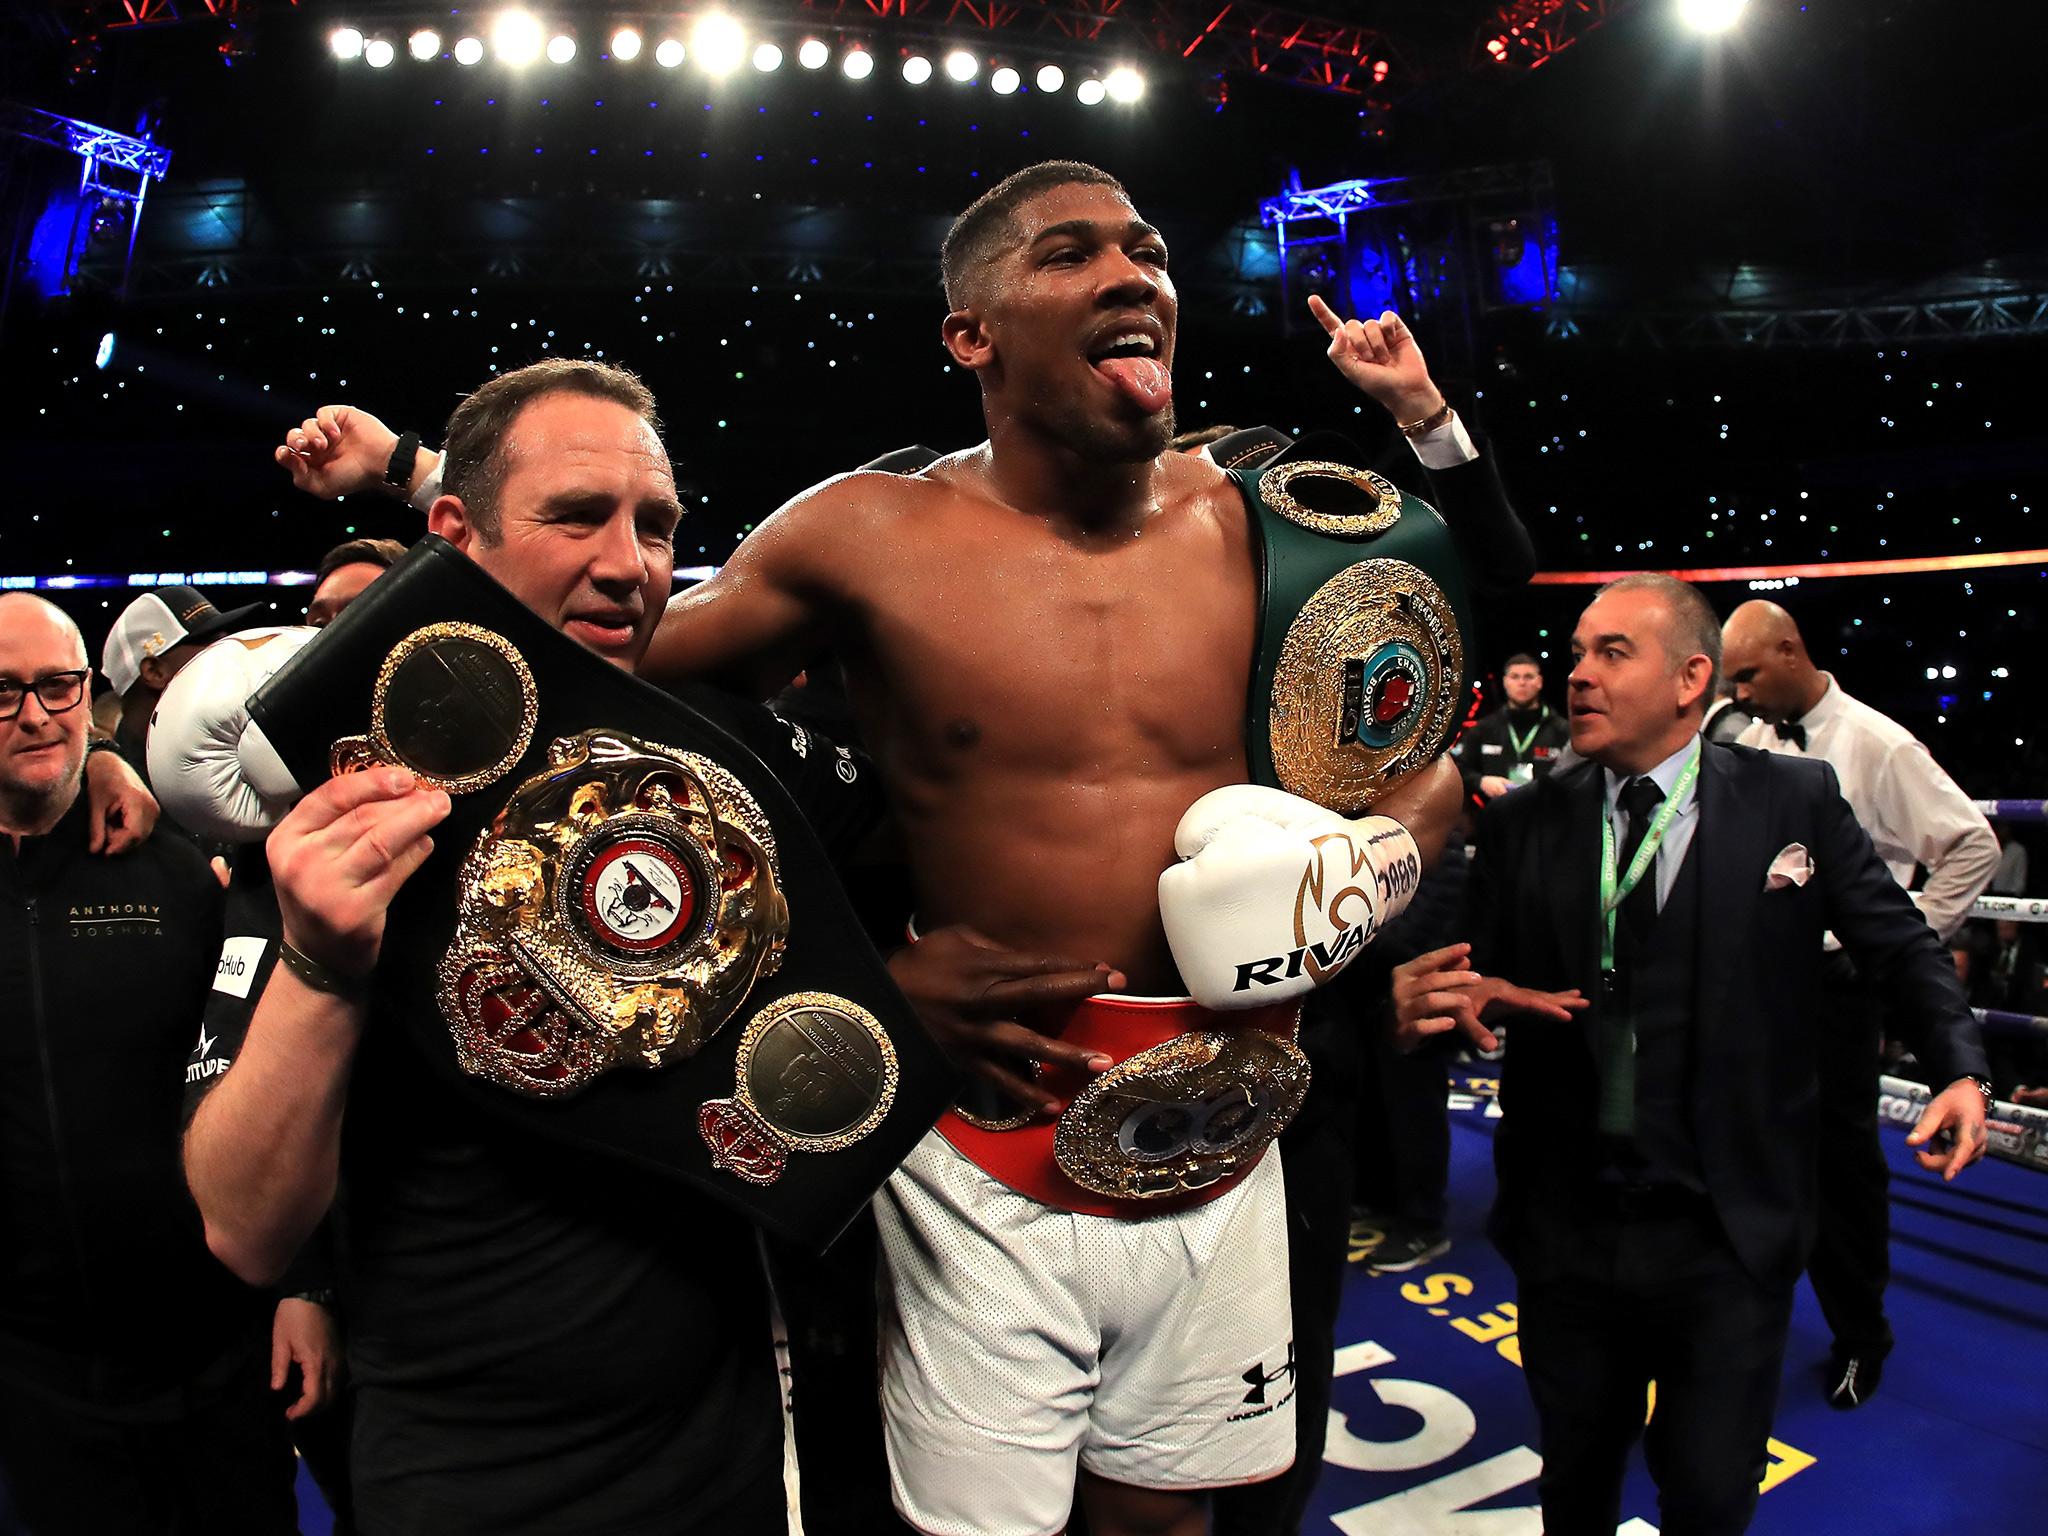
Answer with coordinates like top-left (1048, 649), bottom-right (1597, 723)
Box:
top-left (874, 1129), bottom-right (1296, 1536)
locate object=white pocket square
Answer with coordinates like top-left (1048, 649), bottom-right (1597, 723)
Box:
top-left (1765, 843), bottom-right (1813, 891)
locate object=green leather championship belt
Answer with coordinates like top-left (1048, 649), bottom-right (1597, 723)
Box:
top-left (1233, 455), bottom-right (1475, 816)
top-left (247, 536), bottom-right (955, 1249)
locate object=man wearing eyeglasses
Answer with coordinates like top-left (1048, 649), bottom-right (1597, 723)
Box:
top-left (0, 593), bottom-right (298, 1534)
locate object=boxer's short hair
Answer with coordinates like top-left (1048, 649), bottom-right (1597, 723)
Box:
top-left (1504, 653), bottom-right (1541, 672)
top-left (942, 161), bottom-right (1128, 309)
top-left (441, 359), bottom-right (659, 541)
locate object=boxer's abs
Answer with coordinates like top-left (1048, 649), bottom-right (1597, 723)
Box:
top-left (892, 762), bottom-right (1241, 992)
top-left (842, 475), bottom-right (1260, 986)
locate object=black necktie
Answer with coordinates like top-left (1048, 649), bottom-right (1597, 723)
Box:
top-left (1599, 775), bottom-right (1667, 1137)
top-left (1614, 775), bottom-right (1666, 951)
top-left (1773, 718), bottom-right (1807, 750)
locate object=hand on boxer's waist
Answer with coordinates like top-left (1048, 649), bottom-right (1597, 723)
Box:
top-left (1390, 942), bottom-right (1586, 1054)
top-left (1159, 784), bottom-right (1422, 1010)
top-left (887, 927), bottom-right (1123, 1119)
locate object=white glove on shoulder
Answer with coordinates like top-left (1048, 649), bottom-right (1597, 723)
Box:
top-left (1159, 784), bottom-right (1421, 1010)
top-left (148, 625), bottom-right (315, 842)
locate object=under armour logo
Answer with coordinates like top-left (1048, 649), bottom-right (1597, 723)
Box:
top-left (1240, 1341), bottom-right (1297, 1405)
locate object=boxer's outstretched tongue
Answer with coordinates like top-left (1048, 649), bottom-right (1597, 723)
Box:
top-left (1095, 355), bottom-right (1172, 415)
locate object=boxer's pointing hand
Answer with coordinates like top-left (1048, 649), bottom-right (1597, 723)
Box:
top-left (1305, 294), bottom-right (1443, 425)
top-left (268, 766), bottom-right (449, 982)
top-left (888, 926), bottom-right (1123, 1118)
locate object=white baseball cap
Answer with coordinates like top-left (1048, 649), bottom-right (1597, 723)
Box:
top-left (101, 586), bottom-right (266, 696)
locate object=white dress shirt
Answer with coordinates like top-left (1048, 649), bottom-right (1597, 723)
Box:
top-left (1603, 738), bottom-right (1702, 913)
top-left (1189, 410), bottom-right (1480, 471)
top-left (1735, 675), bottom-right (1998, 941)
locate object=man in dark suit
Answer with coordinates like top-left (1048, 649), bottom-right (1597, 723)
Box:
top-left (1391, 572), bottom-right (1990, 1536)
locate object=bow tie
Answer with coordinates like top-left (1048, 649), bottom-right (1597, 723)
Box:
top-left (1773, 719), bottom-right (1808, 750)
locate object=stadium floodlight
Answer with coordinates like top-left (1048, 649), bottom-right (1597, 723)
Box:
top-left (1076, 77), bottom-right (1106, 106)
top-left (1678, 0), bottom-right (1749, 33)
top-left (842, 47), bottom-right (875, 80)
top-left (798, 39), bottom-right (830, 70)
top-left (944, 49), bottom-right (978, 83)
top-left (692, 14), bottom-right (747, 77)
top-left (990, 66), bottom-right (1020, 96)
top-left (1035, 64), bottom-right (1065, 94)
top-left (902, 54), bottom-right (932, 85)
top-left (611, 28), bottom-right (642, 61)
top-left (1105, 65), bottom-right (1144, 103)
top-left (330, 27), bottom-right (364, 61)
top-left (408, 30), bottom-right (440, 61)
top-left (546, 34), bottom-right (576, 65)
top-left (754, 43), bottom-right (783, 72)
top-left (655, 38), bottom-right (685, 68)
top-left (492, 10), bottom-right (545, 67)
top-left (364, 38), bottom-right (396, 69)
top-left (454, 36), bottom-right (485, 66)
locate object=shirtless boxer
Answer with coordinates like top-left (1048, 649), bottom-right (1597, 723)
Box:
top-left (637, 162), bottom-right (1466, 1536)
top-left (270, 161), bottom-right (1481, 1535)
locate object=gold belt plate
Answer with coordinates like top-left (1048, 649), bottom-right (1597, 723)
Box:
top-left (436, 729), bottom-right (789, 1098)
top-left (331, 621), bottom-right (538, 794)
top-left (698, 992), bottom-right (901, 1187)
top-left (1052, 1026), bottom-right (1310, 1201)
top-left (1269, 558), bottom-right (1464, 816)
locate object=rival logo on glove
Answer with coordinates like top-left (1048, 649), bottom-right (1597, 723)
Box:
top-left (1231, 826), bottom-right (1420, 993)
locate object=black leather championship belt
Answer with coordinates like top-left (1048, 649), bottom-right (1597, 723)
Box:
top-left (247, 536), bottom-right (954, 1248)
top-left (1229, 438), bottom-right (1475, 816)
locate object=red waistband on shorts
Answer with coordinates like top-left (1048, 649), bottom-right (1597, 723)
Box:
top-left (935, 993), bottom-right (1299, 1218)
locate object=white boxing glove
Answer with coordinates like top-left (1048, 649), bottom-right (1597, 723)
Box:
top-left (148, 625), bottom-right (316, 842)
top-left (1159, 784), bottom-right (1421, 1010)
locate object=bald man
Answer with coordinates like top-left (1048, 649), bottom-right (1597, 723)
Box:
top-left (0, 594), bottom-right (297, 1534)
top-left (1722, 599), bottom-right (1998, 1408)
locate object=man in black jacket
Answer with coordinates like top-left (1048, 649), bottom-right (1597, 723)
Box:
top-left (0, 593), bottom-right (296, 1534)
top-left (1451, 652), bottom-right (1570, 803)
top-left (187, 360), bottom-right (912, 1536)
top-left (1393, 573), bottom-right (1989, 1536)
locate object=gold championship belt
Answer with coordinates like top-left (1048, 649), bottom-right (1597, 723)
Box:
top-left (1234, 450), bottom-right (1474, 817)
top-left (1051, 1011), bottom-right (1309, 1201)
top-left (247, 536), bottom-right (955, 1247)
top-left (437, 730), bottom-right (791, 1098)
top-left (937, 995), bottom-right (1305, 1212)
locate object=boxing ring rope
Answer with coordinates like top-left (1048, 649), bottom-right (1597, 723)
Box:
top-left (1880, 1075), bottom-right (2048, 1174)
top-left (1968, 897), bottom-right (2048, 923)
top-left (1973, 1008), bottom-right (2048, 1041)
top-left (1967, 801), bottom-right (2041, 922)
top-left (1972, 801), bottom-right (2048, 822)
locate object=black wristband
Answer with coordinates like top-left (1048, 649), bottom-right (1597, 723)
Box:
top-left (278, 938), bottom-right (369, 999)
top-left (384, 430), bottom-right (422, 489)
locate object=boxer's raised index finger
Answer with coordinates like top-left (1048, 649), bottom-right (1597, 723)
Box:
top-left (1305, 293), bottom-right (1345, 336)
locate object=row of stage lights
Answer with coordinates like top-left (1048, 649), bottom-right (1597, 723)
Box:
top-left (329, 13), bottom-right (1146, 104)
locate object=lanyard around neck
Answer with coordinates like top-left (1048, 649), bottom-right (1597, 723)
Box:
top-left (1507, 705), bottom-right (1548, 758)
top-left (1599, 744), bottom-right (1701, 971)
